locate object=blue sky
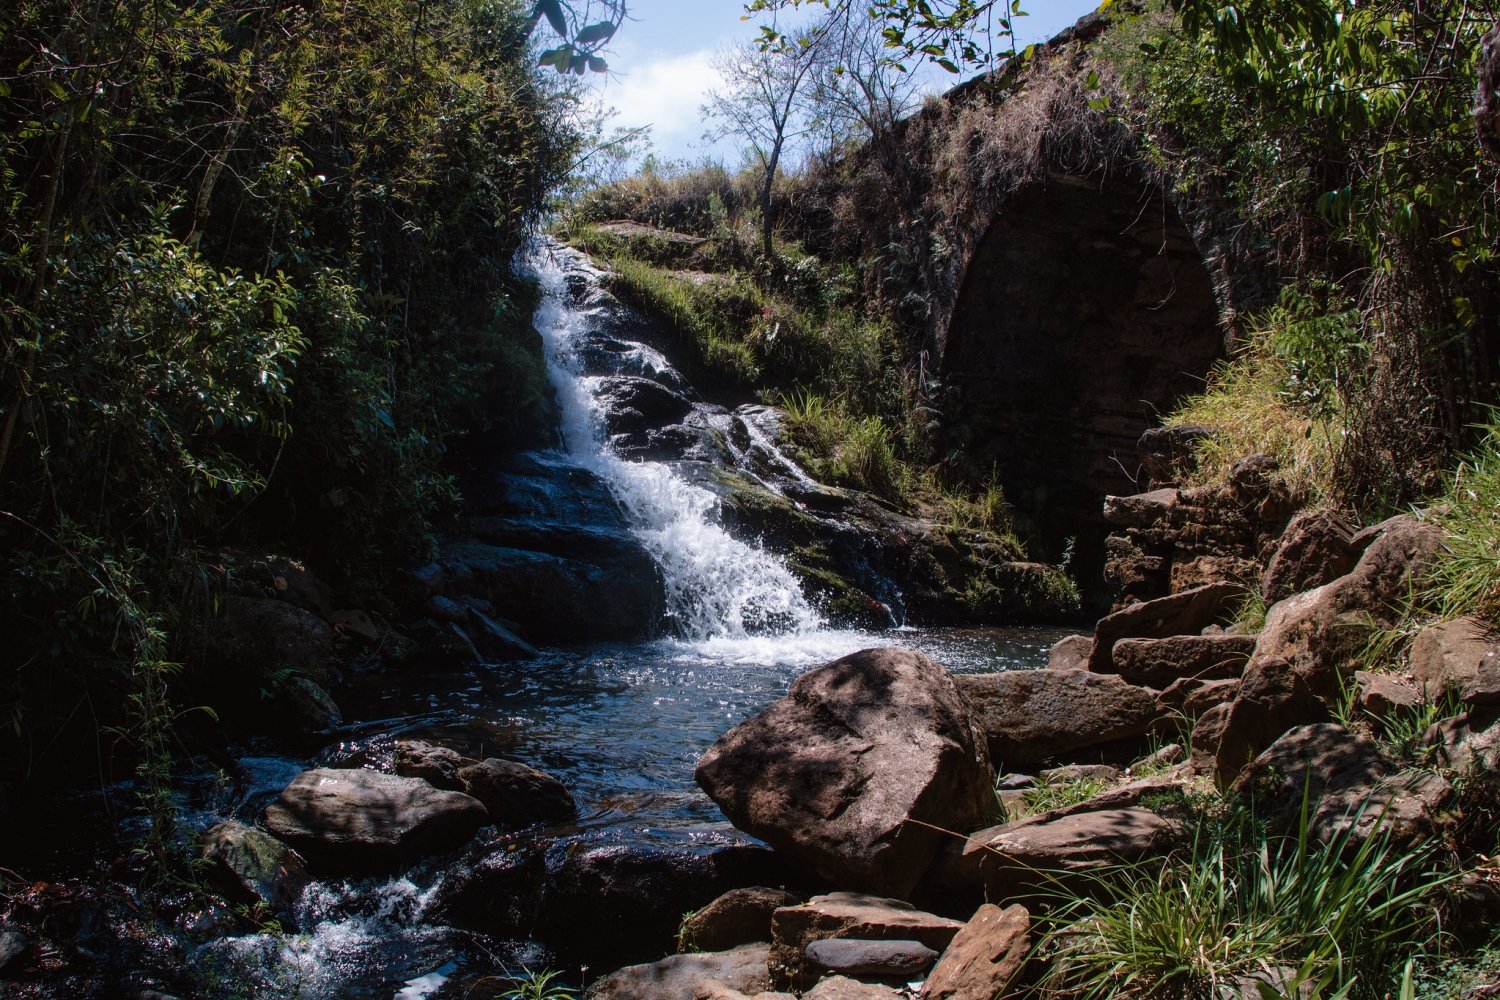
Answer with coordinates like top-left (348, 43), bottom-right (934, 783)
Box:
top-left (587, 0), bottom-right (1104, 165)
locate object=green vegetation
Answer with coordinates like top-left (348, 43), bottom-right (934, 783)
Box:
top-left (0, 0), bottom-right (576, 840)
top-left (1016, 774), bottom-right (1110, 818)
top-left (1037, 801), bottom-right (1453, 999)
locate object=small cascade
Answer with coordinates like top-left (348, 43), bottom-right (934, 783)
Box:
top-left (523, 242), bottom-right (822, 642)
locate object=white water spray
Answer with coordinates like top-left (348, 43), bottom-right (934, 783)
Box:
top-left (525, 243), bottom-right (822, 642)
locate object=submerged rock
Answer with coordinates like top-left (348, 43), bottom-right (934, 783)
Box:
top-left (456, 757), bottom-right (577, 830)
top-left (695, 648), bottom-right (994, 899)
top-left (263, 767), bottom-right (487, 871)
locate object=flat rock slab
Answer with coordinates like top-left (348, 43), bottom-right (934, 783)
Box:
top-left (696, 648), bottom-right (994, 899)
top-left (921, 903), bottom-right (1031, 1000)
top-left (803, 977), bottom-right (903, 999)
top-left (804, 938), bottom-right (938, 977)
top-left (1088, 582), bottom-right (1245, 673)
top-left (264, 768), bottom-right (487, 871)
top-left (954, 808), bottom-right (1181, 898)
top-left (457, 757), bottom-right (576, 830)
top-left (770, 893), bottom-right (962, 991)
top-left (955, 670), bottom-right (1161, 767)
top-left (588, 944), bottom-right (771, 1000)
top-left (1109, 634), bottom-right (1255, 687)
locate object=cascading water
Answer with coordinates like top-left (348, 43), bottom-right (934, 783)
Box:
top-left (524, 242), bottom-right (823, 642)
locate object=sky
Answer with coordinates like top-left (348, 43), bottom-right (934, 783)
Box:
top-left (585, 0), bottom-right (1104, 167)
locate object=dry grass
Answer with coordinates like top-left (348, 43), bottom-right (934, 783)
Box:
top-left (1168, 346), bottom-right (1340, 501)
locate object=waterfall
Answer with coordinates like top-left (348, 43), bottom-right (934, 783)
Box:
top-left (523, 242), bottom-right (822, 642)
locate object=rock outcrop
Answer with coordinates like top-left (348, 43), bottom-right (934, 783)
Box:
top-left (768, 893), bottom-right (963, 991)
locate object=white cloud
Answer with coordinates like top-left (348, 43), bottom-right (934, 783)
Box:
top-left (591, 48), bottom-right (726, 163)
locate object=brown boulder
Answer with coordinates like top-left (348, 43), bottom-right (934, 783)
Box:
top-left (921, 903), bottom-right (1031, 1000)
top-left (695, 649), bottom-right (993, 899)
top-left (769, 893), bottom-right (962, 991)
top-left (393, 740), bottom-right (465, 790)
top-left (1109, 634), bottom-right (1255, 687)
top-left (263, 768), bottom-right (487, 871)
top-left (1231, 723), bottom-right (1453, 844)
top-left (1102, 489), bottom-right (1179, 528)
top-left (1088, 582), bottom-right (1246, 673)
top-left (955, 670), bottom-right (1162, 767)
top-left (1046, 634), bottom-right (1092, 671)
top-left (681, 887), bottom-right (802, 952)
top-left (1189, 703), bottom-right (1232, 773)
top-left (1352, 671), bottom-right (1422, 720)
top-left (588, 944), bottom-right (770, 1000)
top-left (1158, 677), bottom-right (1240, 717)
top-left (1213, 515), bottom-right (1443, 783)
top-left (953, 808), bottom-right (1181, 899)
top-left (1410, 617), bottom-right (1497, 698)
top-left (1261, 509), bottom-right (1358, 604)
top-left (457, 758), bottom-right (577, 830)
top-left (803, 978), bottom-right (902, 999)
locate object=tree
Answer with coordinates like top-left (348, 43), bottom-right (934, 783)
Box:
top-left (701, 32), bottom-right (828, 256)
top-left (528, 0), bottom-right (627, 74)
top-left (746, 0), bottom-right (1009, 75)
top-left (806, 6), bottom-right (928, 153)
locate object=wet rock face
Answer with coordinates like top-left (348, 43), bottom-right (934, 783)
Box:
top-left (434, 840), bottom-right (797, 970)
top-left (456, 757), bottom-right (577, 831)
top-left (199, 821), bottom-right (309, 925)
top-left (939, 172), bottom-right (1223, 585)
top-left (695, 648), bottom-right (995, 900)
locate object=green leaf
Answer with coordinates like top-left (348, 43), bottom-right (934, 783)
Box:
top-left (535, 0), bottom-right (568, 38)
top-left (587, 55), bottom-right (608, 73)
top-left (937, 57), bottom-right (959, 73)
top-left (574, 21), bottom-right (616, 46)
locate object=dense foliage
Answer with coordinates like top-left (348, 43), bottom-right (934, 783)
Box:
top-left (0, 0), bottom-right (576, 793)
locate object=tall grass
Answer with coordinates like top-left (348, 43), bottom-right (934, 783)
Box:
top-left (1422, 419), bottom-right (1500, 627)
top-left (1038, 803), bottom-right (1453, 999)
top-left (1168, 346), bottom-right (1340, 501)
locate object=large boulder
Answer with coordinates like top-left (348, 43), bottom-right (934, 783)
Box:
top-left (199, 821), bottom-right (309, 924)
top-left (262, 768), bottom-right (487, 871)
top-left (680, 887), bottom-right (803, 953)
top-left (769, 893), bottom-right (963, 991)
top-left (456, 758), bottom-right (576, 831)
top-left (588, 944), bottom-right (770, 1000)
top-left (1231, 723), bottom-right (1453, 844)
top-left (393, 740), bottom-right (465, 790)
top-left (1046, 634), bottom-right (1092, 671)
top-left (1108, 634), bottom-right (1255, 688)
top-left (695, 649), bottom-right (994, 899)
top-left (1088, 583), bottom-right (1245, 673)
top-left (950, 808), bottom-right (1181, 899)
top-left (1261, 509), bottom-right (1359, 604)
top-left (921, 903), bottom-right (1031, 1000)
top-left (1213, 515), bottom-right (1443, 783)
top-left (955, 670), bottom-right (1162, 767)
